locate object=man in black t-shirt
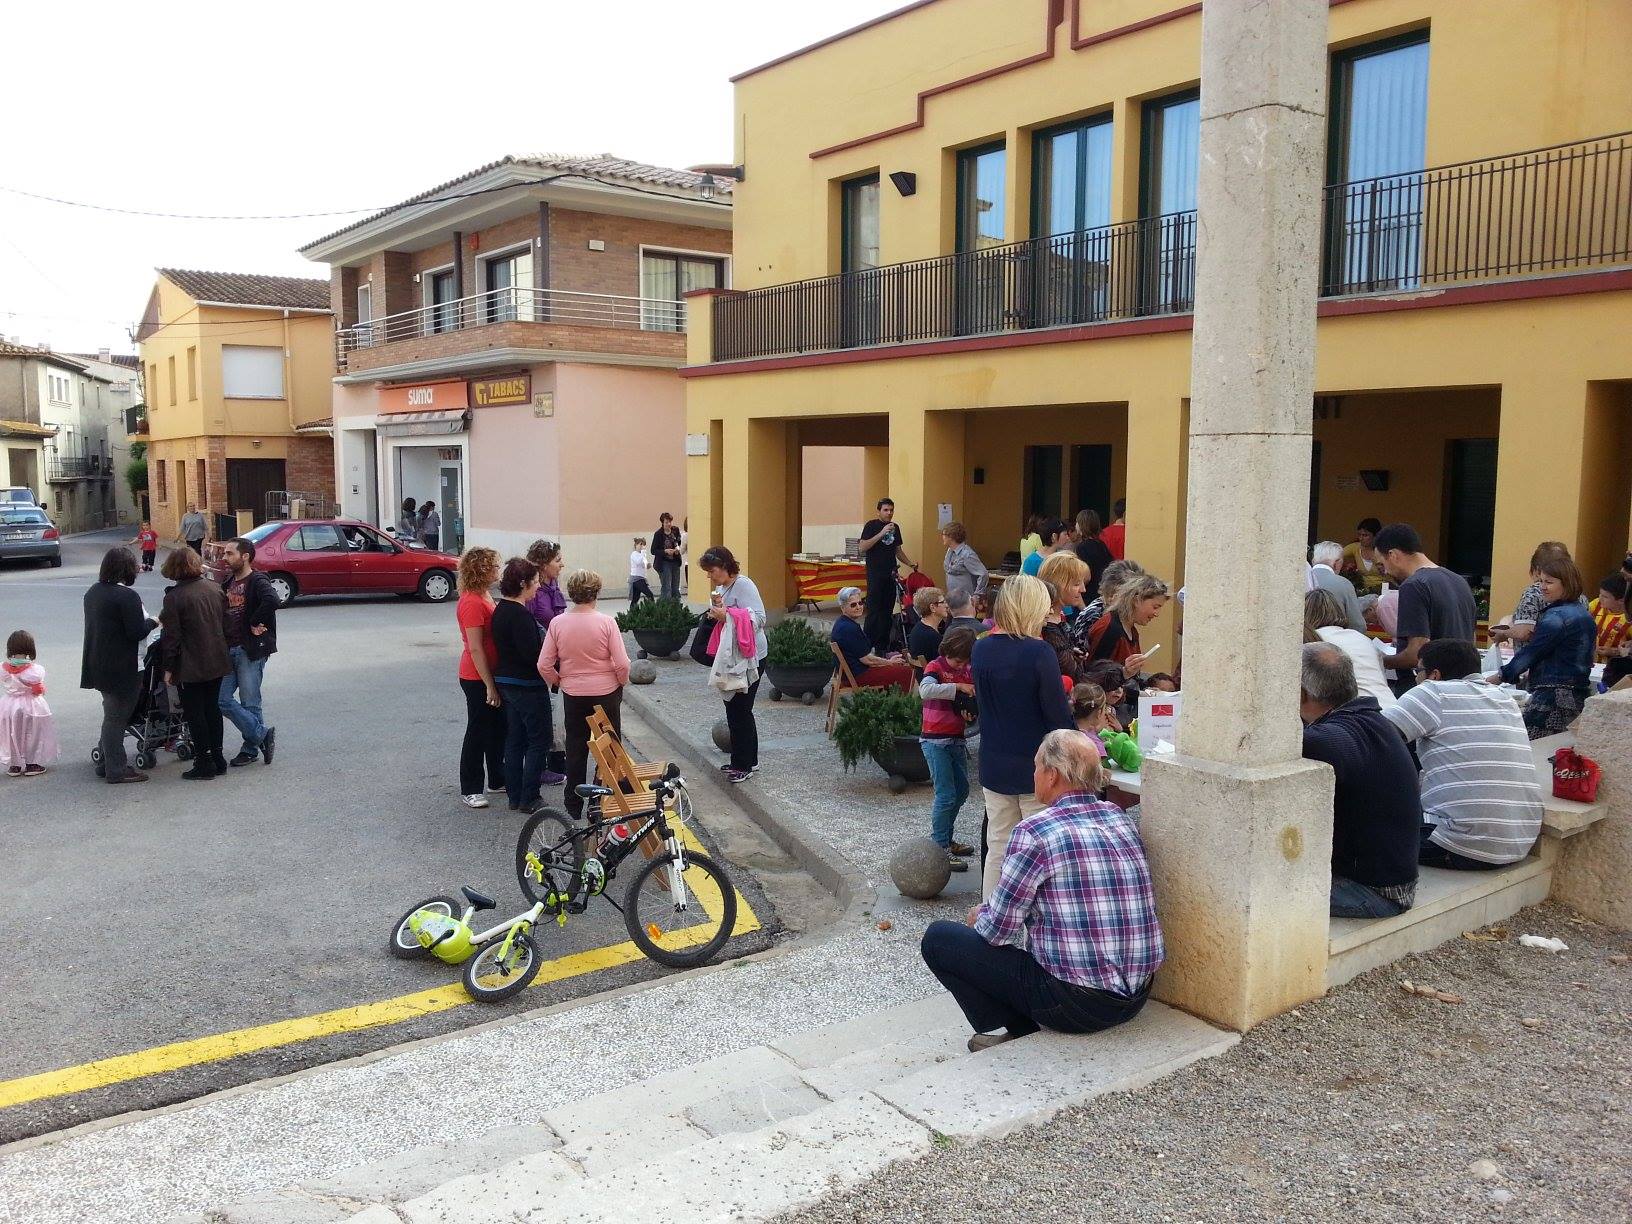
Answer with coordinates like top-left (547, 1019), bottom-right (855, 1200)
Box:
top-left (1375, 522), bottom-right (1477, 684)
top-left (858, 497), bottom-right (916, 652)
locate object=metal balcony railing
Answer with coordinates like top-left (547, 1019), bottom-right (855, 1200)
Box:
top-left (335, 286), bottom-right (688, 367)
top-left (713, 132), bottom-right (1632, 363)
top-left (47, 457), bottom-right (93, 481)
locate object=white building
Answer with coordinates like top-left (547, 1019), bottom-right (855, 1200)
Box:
top-left (66, 349), bottom-right (145, 526)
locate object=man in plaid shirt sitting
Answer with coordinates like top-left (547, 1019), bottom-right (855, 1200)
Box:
top-left (921, 729), bottom-right (1164, 1053)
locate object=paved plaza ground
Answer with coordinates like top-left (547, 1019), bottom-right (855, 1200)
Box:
top-left (0, 531), bottom-right (779, 1141)
top-left (0, 546), bottom-right (1626, 1223)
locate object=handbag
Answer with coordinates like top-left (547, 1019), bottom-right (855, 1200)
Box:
top-left (1551, 747), bottom-right (1601, 804)
top-left (688, 612), bottom-right (717, 667)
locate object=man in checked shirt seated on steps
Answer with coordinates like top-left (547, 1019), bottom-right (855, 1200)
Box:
top-left (920, 729), bottom-right (1164, 1054)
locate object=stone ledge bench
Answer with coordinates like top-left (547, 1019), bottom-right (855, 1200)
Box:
top-left (1326, 732), bottom-right (1607, 988)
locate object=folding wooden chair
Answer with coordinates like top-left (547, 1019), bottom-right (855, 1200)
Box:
top-left (588, 732), bottom-right (666, 860)
top-left (587, 705), bottom-right (665, 780)
top-left (826, 641), bottom-right (863, 736)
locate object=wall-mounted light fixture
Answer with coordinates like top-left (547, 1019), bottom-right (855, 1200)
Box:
top-left (888, 171), bottom-right (917, 197)
top-left (1360, 469), bottom-right (1391, 492)
top-left (688, 164), bottom-right (745, 201)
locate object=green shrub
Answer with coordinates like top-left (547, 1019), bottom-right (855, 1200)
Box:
top-left (615, 596), bottom-right (697, 634)
top-left (765, 617), bottom-right (832, 668)
top-left (832, 686), bottom-right (921, 772)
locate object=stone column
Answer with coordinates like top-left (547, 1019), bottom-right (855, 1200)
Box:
top-left (1140, 0), bottom-right (1336, 1032)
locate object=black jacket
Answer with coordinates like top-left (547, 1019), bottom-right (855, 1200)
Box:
top-left (653, 526), bottom-right (683, 567)
top-left (1302, 695), bottom-right (1422, 890)
top-left (81, 582), bottom-right (156, 692)
top-left (160, 577), bottom-right (231, 684)
top-left (223, 569), bottom-right (279, 661)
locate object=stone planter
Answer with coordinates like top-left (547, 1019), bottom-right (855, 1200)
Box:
top-left (630, 628), bottom-right (688, 660)
top-left (870, 735), bottom-right (932, 793)
top-left (765, 663), bottom-right (832, 705)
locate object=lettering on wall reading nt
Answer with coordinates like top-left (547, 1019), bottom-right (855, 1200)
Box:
top-left (470, 374), bottom-right (532, 407)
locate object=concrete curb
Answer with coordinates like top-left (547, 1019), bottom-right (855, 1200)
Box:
top-left (623, 683), bottom-right (877, 927)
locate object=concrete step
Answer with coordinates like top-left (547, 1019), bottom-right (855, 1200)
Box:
top-left (383, 1002), bottom-right (1234, 1224)
top-left (1326, 858), bottom-right (1553, 988)
top-left (186, 997), bottom-right (1235, 1224)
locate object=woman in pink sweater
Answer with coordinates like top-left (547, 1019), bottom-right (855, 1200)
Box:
top-left (538, 569), bottom-right (630, 818)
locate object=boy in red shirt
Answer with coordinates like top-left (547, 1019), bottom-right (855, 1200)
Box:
top-left (129, 522), bottom-right (159, 572)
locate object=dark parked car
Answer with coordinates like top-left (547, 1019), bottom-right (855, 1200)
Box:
top-left (0, 506), bottom-right (62, 567)
top-left (234, 519), bottom-right (458, 605)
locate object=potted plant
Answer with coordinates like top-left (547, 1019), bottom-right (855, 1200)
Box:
top-left (615, 597), bottom-right (697, 660)
top-left (832, 687), bottom-right (930, 793)
top-left (764, 617), bottom-right (833, 704)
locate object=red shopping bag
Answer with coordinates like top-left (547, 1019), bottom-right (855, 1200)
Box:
top-left (1551, 748), bottom-right (1601, 803)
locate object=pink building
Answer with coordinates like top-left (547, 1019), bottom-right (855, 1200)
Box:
top-left (301, 155), bottom-right (863, 582)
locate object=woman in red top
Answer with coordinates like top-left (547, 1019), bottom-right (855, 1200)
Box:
top-left (1086, 574), bottom-right (1169, 681)
top-left (456, 547), bottom-right (504, 809)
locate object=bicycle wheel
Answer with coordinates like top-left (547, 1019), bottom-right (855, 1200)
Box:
top-left (386, 895), bottom-right (461, 960)
top-left (515, 807), bottom-right (585, 905)
top-left (624, 850), bottom-right (737, 969)
top-left (462, 932), bottom-right (541, 1002)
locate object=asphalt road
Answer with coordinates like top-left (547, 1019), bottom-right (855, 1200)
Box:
top-left (0, 530), bottom-right (777, 1143)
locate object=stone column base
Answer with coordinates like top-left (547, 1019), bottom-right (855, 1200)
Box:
top-left (1141, 754), bottom-right (1335, 1032)
top-left (1552, 689), bottom-right (1632, 930)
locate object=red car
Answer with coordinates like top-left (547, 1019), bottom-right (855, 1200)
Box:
top-left (234, 519), bottom-right (459, 605)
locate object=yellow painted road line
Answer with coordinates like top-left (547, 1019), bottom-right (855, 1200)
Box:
top-left (0, 827), bottom-right (759, 1111)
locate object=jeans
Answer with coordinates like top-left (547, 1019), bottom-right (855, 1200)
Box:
top-left (655, 560), bottom-right (681, 600)
top-left (98, 681), bottom-right (139, 779)
top-left (178, 678), bottom-right (226, 770)
top-left (459, 678), bottom-right (506, 796)
top-left (218, 645), bottom-right (268, 750)
top-left (501, 684), bottom-right (551, 810)
top-left (920, 921), bottom-right (1149, 1038)
top-left (563, 689), bottom-right (621, 817)
top-left (921, 737), bottom-right (969, 848)
top-left (1330, 875), bottom-right (1407, 918)
top-left (723, 667), bottom-right (762, 771)
top-left (628, 577), bottom-right (655, 607)
top-left (1418, 823), bottom-right (1505, 871)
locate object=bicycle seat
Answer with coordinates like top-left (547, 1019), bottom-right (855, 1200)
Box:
top-left (461, 886), bottom-right (496, 912)
top-left (575, 784), bottom-right (614, 800)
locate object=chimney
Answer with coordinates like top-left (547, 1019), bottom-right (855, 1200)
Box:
top-left (98, 347), bottom-right (110, 362)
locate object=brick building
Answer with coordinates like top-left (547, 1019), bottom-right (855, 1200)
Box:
top-left (136, 270), bottom-right (335, 540)
top-left (298, 154), bottom-right (742, 574)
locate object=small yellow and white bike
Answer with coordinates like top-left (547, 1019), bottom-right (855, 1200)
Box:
top-left (388, 766), bottom-right (737, 1001)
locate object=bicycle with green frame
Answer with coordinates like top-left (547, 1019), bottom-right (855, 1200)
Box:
top-left (388, 765), bottom-right (738, 1002)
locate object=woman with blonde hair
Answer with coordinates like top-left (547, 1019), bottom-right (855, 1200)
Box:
top-left (1038, 551), bottom-right (1089, 682)
top-left (970, 574), bottom-right (1074, 898)
top-left (1087, 573), bottom-right (1168, 680)
top-left (539, 569), bottom-right (631, 816)
top-left (455, 546), bottom-right (505, 809)
top-left (1304, 587), bottom-right (1396, 709)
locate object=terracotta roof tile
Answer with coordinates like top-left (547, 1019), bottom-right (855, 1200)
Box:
top-left (300, 154), bottom-right (730, 250)
top-left (158, 269), bottom-right (331, 311)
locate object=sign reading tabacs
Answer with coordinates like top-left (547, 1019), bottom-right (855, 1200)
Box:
top-left (470, 373), bottom-right (532, 407)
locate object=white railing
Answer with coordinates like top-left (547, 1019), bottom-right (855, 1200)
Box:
top-left (336, 286), bottom-right (687, 362)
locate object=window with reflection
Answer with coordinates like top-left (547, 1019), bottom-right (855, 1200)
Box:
top-left (1032, 116), bottom-right (1113, 324)
top-left (955, 142), bottom-right (1008, 334)
top-left (1139, 92), bottom-right (1200, 312)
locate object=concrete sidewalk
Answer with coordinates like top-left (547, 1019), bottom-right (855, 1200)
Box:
top-left (0, 654), bottom-right (1236, 1224)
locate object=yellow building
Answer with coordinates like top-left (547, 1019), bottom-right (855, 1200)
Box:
top-left (683, 0), bottom-right (1632, 655)
top-left (137, 270), bottom-right (335, 539)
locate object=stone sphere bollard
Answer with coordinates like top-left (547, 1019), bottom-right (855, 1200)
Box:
top-left (711, 718), bottom-right (732, 753)
top-left (888, 837), bottom-right (952, 900)
top-left (628, 659), bottom-right (658, 685)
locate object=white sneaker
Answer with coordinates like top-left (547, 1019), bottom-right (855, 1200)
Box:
top-left (461, 794), bottom-right (490, 809)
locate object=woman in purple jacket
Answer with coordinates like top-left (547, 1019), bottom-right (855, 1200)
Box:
top-left (524, 540), bottom-right (568, 785)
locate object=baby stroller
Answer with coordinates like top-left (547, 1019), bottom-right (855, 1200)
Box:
top-left (90, 641), bottom-right (194, 774)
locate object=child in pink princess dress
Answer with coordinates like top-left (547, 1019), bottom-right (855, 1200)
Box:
top-left (1, 629), bottom-right (59, 777)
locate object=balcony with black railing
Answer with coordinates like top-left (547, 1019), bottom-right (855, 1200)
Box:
top-left (709, 133), bottom-right (1631, 364)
